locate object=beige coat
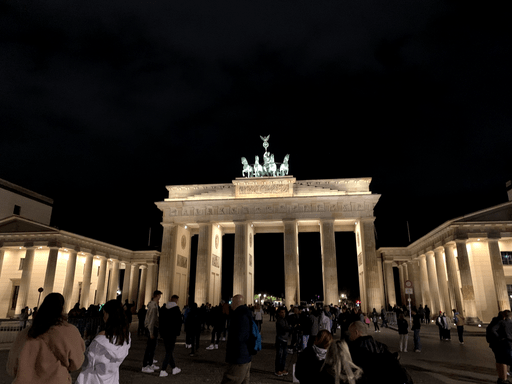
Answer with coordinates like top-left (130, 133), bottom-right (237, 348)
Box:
top-left (7, 321), bottom-right (85, 384)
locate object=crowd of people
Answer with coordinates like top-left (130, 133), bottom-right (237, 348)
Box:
top-left (10, 292), bottom-right (510, 384)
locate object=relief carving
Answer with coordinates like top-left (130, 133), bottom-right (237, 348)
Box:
top-left (177, 255), bottom-right (188, 268)
top-left (239, 184), bottom-right (289, 195)
top-left (212, 255), bottom-right (220, 268)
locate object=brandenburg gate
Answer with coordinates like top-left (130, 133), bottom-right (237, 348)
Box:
top-left (156, 137), bottom-right (382, 312)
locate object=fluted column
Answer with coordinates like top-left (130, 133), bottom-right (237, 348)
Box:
top-left (16, 245), bottom-right (36, 314)
top-left (426, 251), bottom-right (441, 314)
top-left (359, 220), bottom-right (382, 313)
top-left (444, 243), bottom-right (463, 314)
top-left (145, 263), bottom-right (158, 305)
top-left (42, 246), bottom-right (60, 299)
top-left (138, 265), bottom-right (148, 309)
top-left (234, 221), bottom-right (253, 300)
top-left (434, 247), bottom-right (451, 313)
top-left (62, 249), bottom-right (78, 311)
top-left (95, 256), bottom-right (107, 304)
top-left (411, 259), bottom-right (422, 308)
top-left (121, 261), bottom-right (131, 303)
top-left (80, 253), bottom-right (94, 308)
top-left (107, 259), bottom-right (120, 301)
top-left (418, 254), bottom-right (431, 310)
top-left (320, 219), bottom-right (338, 306)
top-left (195, 223), bottom-right (213, 305)
top-left (128, 264), bottom-right (139, 304)
top-left (488, 236), bottom-right (510, 311)
top-left (158, 224), bottom-right (178, 305)
top-left (384, 261), bottom-right (396, 307)
top-left (455, 238), bottom-right (480, 323)
top-left (398, 263), bottom-right (406, 306)
top-left (0, 247), bottom-right (5, 280)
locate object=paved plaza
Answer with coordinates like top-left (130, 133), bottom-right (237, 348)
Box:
top-left (0, 317), bottom-right (497, 384)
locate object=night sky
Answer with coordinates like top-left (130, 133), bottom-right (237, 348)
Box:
top-left (1, 1), bottom-right (511, 302)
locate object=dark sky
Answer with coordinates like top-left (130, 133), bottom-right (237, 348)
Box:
top-left (1, 1), bottom-right (511, 302)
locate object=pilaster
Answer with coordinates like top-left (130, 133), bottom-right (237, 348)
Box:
top-left (383, 261), bottom-right (396, 307)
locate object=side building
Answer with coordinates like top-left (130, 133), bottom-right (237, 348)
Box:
top-left (0, 178), bottom-right (159, 317)
top-left (377, 198), bottom-right (512, 324)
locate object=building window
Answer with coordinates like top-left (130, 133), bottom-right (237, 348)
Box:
top-left (502, 252), bottom-right (512, 265)
top-left (13, 205), bottom-right (21, 215)
top-left (18, 258), bottom-right (25, 270)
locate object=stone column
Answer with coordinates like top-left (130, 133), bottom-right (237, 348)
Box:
top-left (0, 247), bottom-right (5, 279)
top-left (384, 261), bottom-right (396, 307)
top-left (80, 253), bottom-right (94, 308)
top-left (107, 259), bottom-right (120, 301)
top-left (455, 238), bottom-right (480, 323)
top-left (488, 236), bottom-right (511, 311)
top-left (62, 249), bottom-right (78, 311)
top-left (233, 221), bottom-right (250, 300)
top-left (411, 259), bottom-right (422, 308)
top-left (195, 223), bottom-right (213, 305)
top-left (398, 263), bottom-right (406, 306)
top-left (95, 256), bottom-right (108, 304)
top-left (426, 251), bottom-right (441, 314)
top-left (138, 265), bottom-right (148, 309)
top-left (434, 247), bottom-right (451, 313)
top-left (406, 260), bottom-right (417, 307)
top-left (359, 220), bottom-right (382, 313)
top-left (282, 220), bottom-right (299, 307)
top-left (418, 254), bottom-right (431, 310)
top-left (444, 243), bottom-right (463, 314)
top-left (16, 245), bottom-right (36, 314)
top-left (145, 263), bottom-right (158, 305)
top-left (158, 224), bottom-right (177, 304)
top-left (128, 264), bottom-right (139, 304)
top-left (320, 219), bottom-right (338, 306)
top-left (43, 246), bottom-right (60, 298)
top-left (121, 261), bottom-right (131, 303)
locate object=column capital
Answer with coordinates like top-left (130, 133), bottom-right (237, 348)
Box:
top-left (425, 250), bottom-right (435, 257)
top-left (434, 246), bottom-right (445, 254)
top-left (443, 242), bottom-right (456, 250)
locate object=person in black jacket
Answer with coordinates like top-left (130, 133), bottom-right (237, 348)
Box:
top-left (159, 295), bottom-right (183, 377)
top-left (221, 294), bottom-right (253, 384)
top-left (185, 303), bottom-right (202, 356)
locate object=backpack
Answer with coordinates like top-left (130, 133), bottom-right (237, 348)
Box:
top-left (248, 318), bottom-right (262, 355)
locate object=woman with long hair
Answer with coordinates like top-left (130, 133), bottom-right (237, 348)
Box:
top-left (77, 299), bottom-right (131, 384)
top-left (7, 292), bottom-right (85, 384)
top-left (296, 330), bottom-right (363, 384)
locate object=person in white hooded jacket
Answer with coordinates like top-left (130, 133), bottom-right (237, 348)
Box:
top-left (76, 300), bottom-right (131, 384)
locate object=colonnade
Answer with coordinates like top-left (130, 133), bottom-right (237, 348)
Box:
top-left (0, 243), bottom-right (159, 316)
top-left (157, 217), bottom-right (382, 313)
top-left (381, 236), bottom-right (511, 324)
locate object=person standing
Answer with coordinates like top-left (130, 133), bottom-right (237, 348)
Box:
top-left (207, 303), bottom-right (225, 350)
top-left (142, 290), bottom-right (162, 374)
top-left (397, 313), bottom-right (409, 352)
top-left (453, 310), bottom-right (465, 344)
top-left (7, 293), bottom-right (85, 384)
top-left (253, 304), bottom-right (264, 332)
top-left (221, 294), bottom-right (253, 384)
top-left (372, 308), bottom-right (380, 332)
top-left (185, 303), bottom-right (202, 356)
top-left (159, 294), bottom-right (182, 377)
top-left (424, 305), bottom-right (431, 324)
top-left (137, 305), bottom-right (147, 336)
top-left (76, 300), bottom-right (131, 384)
top-left (275, 306), bottom-right (291, 377)
top-left (411, 309), bottom-right (421, 352)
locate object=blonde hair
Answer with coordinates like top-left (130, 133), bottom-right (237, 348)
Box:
top-left (323, 339), bottom-right (363, 384)
top-left (314, 330), bottom-right (333, 349)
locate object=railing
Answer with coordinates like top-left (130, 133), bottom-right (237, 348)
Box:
top-left (0, 319), bottom-right (23, 344)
